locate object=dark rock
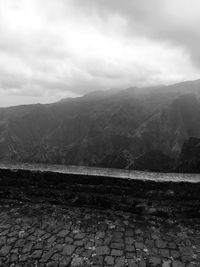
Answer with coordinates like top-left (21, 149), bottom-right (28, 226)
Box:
top-left (176, 137), bottom-right (200, 173)
top-left (131, 150), bottom-right (173, 172)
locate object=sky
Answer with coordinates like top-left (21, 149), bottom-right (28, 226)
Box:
top-left (0, 0), bottom-right (200, 107)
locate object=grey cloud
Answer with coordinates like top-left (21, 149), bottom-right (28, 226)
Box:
top-left (74, 0), bottom-right (200, 66)
top-left (0, 0), bottom-right (199, 106)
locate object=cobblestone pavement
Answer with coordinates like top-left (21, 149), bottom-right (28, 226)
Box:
top-left (0, 200), bottom-right (200, 266)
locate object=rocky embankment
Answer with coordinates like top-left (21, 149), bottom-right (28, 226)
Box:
top-left (0, 166), bottom-right (200, 219)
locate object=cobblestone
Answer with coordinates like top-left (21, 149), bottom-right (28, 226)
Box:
top-left (0, 201), bottom-right (199, 266)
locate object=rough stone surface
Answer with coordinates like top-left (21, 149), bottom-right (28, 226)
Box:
top-left (105, 255), bottom-right (115, 265)
top-left (0, 201), bottom-right (198, 266)
top-left (62, 245), bottom-right (75, 256)
top-left (1, 167), bottom-right (200, 220)
top-left (96, 246), bottom-right (110, 256)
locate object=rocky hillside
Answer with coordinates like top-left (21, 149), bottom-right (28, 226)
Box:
top-left (1, 79), bottom-right (200, 172)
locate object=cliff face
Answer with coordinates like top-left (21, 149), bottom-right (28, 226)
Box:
top-left (176, 137), bottom-right (200, 173)
top-left (1, 80), bottom-right (200, 172)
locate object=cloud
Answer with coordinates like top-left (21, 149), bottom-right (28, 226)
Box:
top-left (75, 0), bottom-right (200, 66)
top-left (0, 0), bottom-right (199, 106)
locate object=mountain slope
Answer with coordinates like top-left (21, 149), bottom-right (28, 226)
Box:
top-left (1, 79), bottom-right (200, 172)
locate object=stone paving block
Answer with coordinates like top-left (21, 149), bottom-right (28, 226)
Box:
top-left (181, 246), bottom-right (194, 258)
top-left (11, 248), bottom-right (18, 254)
top-left (151, 233), bottom-right (159, 240)
top-left (156, 239), bottom-right (167, 248)
top-left (138, 260), bottom-right (146, 267)
top-left (0, 246), bottom-right (11, 256)
top-left (111, 249), bottom-right (123, 256)
top-left (113, 232), bottom-right (123, 239)
top-left (160, 248), bottom-right (170, 258)
top-left (96, 245), bottom-right (110, 255)
top-left (10, 253), bottom-right (18, 262)
top-left (53, 253), bottom-right (62, 262)
top-left (125, 230), bottom-right (134, 237)
top-left (163, 234), bottom-right (172, 242)
top-left (149, 256), bottom-right (161, 265)
top-left (184, 239), bottom-right (192, 246)
top-left (71, 257), bottom-right (84, 267)
top-left (168, 242), bottom-right (177, 249)
top-left (93, 255), bottom-right (104, 265)
top-left (135, 242), bottom-right (144, 249)
top-left (34, 241), bottom-right (44, 250)
top-left (54, 243), bottom-right (64, 252)
top-left (95, 239), bottom-right (104, 246)
top-left (172, 260), bottom-right (185, 267)
top-left (126, 252), bottom-right (136, 258)
top-left (40, 251), bottom-right (54, 263)
top-left (19, 253), bottom-right (29, 262)
top-left (125, 245), bottom-right (135, 252)
top-left (82, 248), bottom-right (93, 258)
top-left (112, 238), bottom-right (124, 243)
top-left (57, 230), bottom-right (69, 237)
top-left (7, 237), bottom-right (17, 244)
top-left (115, 256), bottom-right (126, 267)
top-left (75, 247), bottom-right (84, 255)
top-left (186, 263), bottom-right (198, 267)
top-left (135, 236), bottom-right (143, 242)
top-left (196, 253), bottom-right (200, 261)
top-left (171, 249), bottom-right (180, 259)
top-left (42, 233), bottom-right (51, 240)
top-left (47, 235), bottom-right (56, 243)
top-left (0, 229), bottom-right (9, 236)
top-left (148, 247), bottom-right (159, 256)
top-left (65, 236), bottom-right (73, 244)
top-left (104, 237), bottom-right (111, 245)
top-left (181, 254), bottom-right (193, 262)
top-left (96, 231), bottom-right (105, 239)
top-left (74, 233), bottom-right (86, 239)
top-left (105, 256), bottom-right (115, 265)
top-left (36, 229), bottom-right (46, 237)
top-left (162, 259), bottom-right (172, 267)
top-left (0, 236), bottom-right (6, 246)
top-left (46, 261), bottom-right (57, 267)
top-left (135, 229), bottom-right (143, 235)
top-left (74, 240), bottom-right (84, 246)
top-left (59, 257), bottom-right (71, 267)
top-left (145, 239), bottom-right (154, 247)
top-left (127, 259), bottom-right (138, 267)
top-left (27, 235), bottom-right (37, 241)
top-left (22, 242), bottom-right (33, 253)
top-left (62, 245), bottom-right (75, 256)
top-left (31, 249), bottom-right (43, 259)
top-left (14, 239), bottom-right (25, 248)
top-left (111, 242), bottom-right (124, 249)
top-left (125, 237), bottom-right (134, 245)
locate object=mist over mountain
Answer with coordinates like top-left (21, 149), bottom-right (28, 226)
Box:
top-left (1, 79), bottom-right (200, 173)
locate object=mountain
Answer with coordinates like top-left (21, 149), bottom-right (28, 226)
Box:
top-left (1, 79), bottom-right (200, 172)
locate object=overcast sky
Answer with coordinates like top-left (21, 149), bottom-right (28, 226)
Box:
top-left (0, 0), bottom-right (200, 106)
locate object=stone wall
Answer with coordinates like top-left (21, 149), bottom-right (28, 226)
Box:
top-left (0, 167), bottom-right (200, 219)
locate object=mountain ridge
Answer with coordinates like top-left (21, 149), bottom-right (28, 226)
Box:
top-left (1, 79), bottom-right (200, 172)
